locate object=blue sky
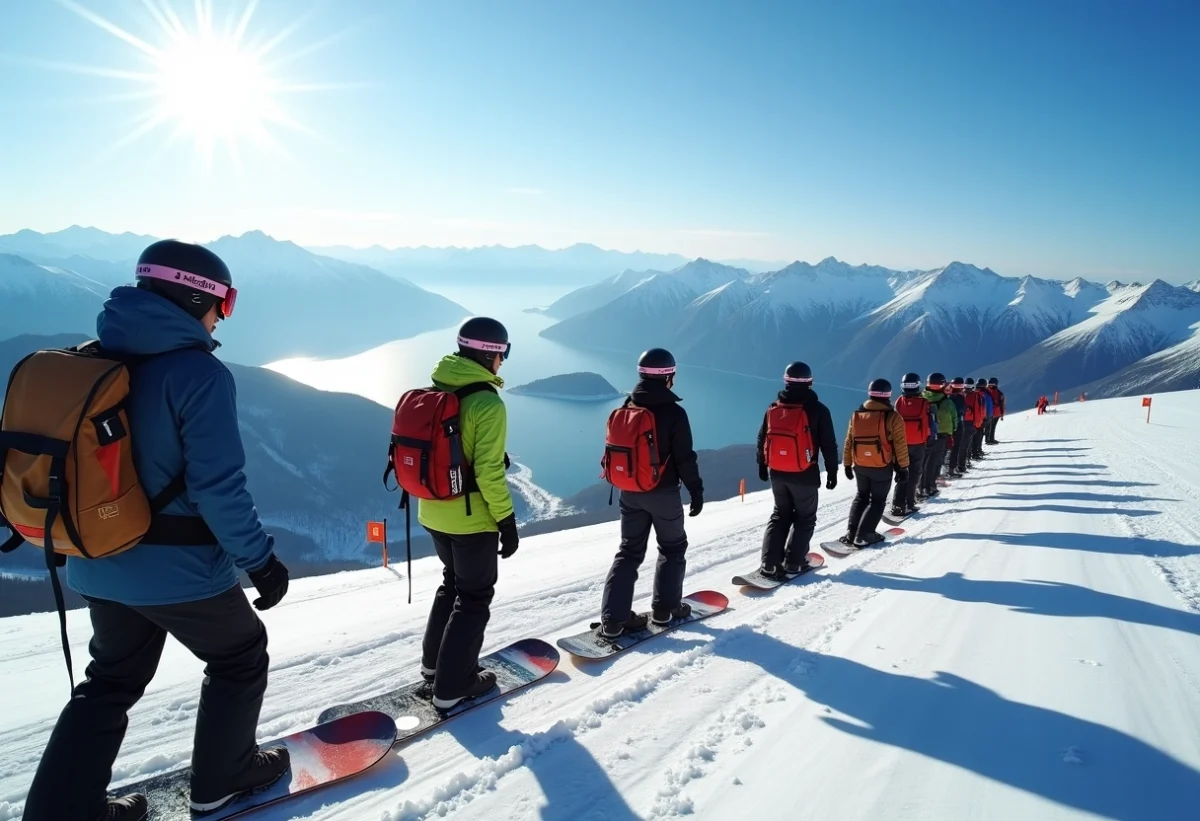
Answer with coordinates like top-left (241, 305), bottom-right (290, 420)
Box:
top-left (0, 0), bottom-right (1196, 281)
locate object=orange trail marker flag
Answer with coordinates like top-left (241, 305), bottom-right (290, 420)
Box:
top-left (1143, 396), bottom-right (1152, 423)
top-left (367, 520), bottom-right (389, 569)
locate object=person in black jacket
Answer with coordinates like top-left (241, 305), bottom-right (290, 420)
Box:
top-left (755, 361), bottom-right (838, 577)
top-left (599, 348), bottom-right (703, 638)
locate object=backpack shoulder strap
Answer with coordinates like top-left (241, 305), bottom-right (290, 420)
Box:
top-left (453, 382), bottom-right (496, 400)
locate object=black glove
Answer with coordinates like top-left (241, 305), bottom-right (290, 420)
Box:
top-left (497, 513), bottom-right (519, 559)
top-left (895, 466), bottom-right (909, 483)
top-left (689, 492), bottom-right (704, 517)
top-left (825, 471), bottom-right (837, 490)
top-left (758, 465), bottom-right (769, 482)
top-left (248, 554), bottom-right (289, 611)
top-left (844, 465), bottom-right (855, 481)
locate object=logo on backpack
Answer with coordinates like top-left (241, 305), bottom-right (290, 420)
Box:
top-left (850, 409), bottom-right (894, 469)
top-left (763, 401), bottom-right (814, 473)
top-left (601, 403), bottom-right (665, 492)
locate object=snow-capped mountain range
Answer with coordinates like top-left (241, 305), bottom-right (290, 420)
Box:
top-left (0, 228), bottom-right (468, 365)
top-left (540, 257), bottom-right (1199, 408)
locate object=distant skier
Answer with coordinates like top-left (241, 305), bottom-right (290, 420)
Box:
top-left (891, 373), bottom-right (932, 518)
top-left (946, 377), bottom-right (968, 477)
top-left (840, 378), bottom-right (910, 547)
top-left (1037, 395), bottom-right (1049, 415)
top-left (598, 348), bottom-right (703, 637)
top-left (20, 241), bottom-right (290, 821)
top-left (985, 377), bottom-right (1005, 444)
top-left (921, 372), bottom-right (957, 497)
top-left (755, 361), bottom-right (839, 578)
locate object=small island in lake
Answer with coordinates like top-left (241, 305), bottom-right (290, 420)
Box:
top-left (508, 372), bottom-right (624, 402)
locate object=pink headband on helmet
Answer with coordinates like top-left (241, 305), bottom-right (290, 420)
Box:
top-left (638, 365), bottom-right (676, 375)
top-left (458, 336), bottom-right (507, 353)
top-left (784, 375), bottom-right (813, 383)
top-left (869, 389), bottom-right (892, 398)
top-left (136, 264), bottom-right (230, 298)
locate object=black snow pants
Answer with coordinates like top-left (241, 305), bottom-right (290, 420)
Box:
top-left (956, 425), bottom-right (979, 471)
top-left (422, 528), bottom-right (499, 700)
top-left (970, 424), bottom-right (986, 458)
top-left (846, 465), bottom-right (894, 540)
top-left (987, 416), bottom-right (1000, 444)
top-left (892, 444), bottom-right (925, 509)
top-left (761, 480), bottom-right (819, 568)
top-left (22, 586), bottom-right (269, 821)
top-left (923, 435), bottom-right (947, 491)
top-left (601, 488), bottom-right (688, 622)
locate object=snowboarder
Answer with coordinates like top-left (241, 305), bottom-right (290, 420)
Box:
top-left (416, 317), bottom-right (519, 710)
top-left (599, 348), bottom-right (703, 637)
top-left (955, 379), bottom-right (983, 472)
top-left (20, 240), bottom-right (291, 821)
top-left (985, 377), bottom-right (1005, 444)
top-left (946, 377), bottom-right (968, 477)
top-left (755, 361), bottom-right (839, 578)
top-left (840, 378), bottom-right (910, 547)
top-left (921, 373), bottom-right (957, 497)
top-left (971, 377), bottom-right (992, 460)
top-left (891, 373), bottom-right (932, 517)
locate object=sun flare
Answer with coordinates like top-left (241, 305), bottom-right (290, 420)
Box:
top-left (46, 0), bottom-right (349, 171)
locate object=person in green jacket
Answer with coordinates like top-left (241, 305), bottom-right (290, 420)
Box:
top-left (418, 317), bottom-right (519, 710)
top-left (919, 372), bottom-right (958, 499)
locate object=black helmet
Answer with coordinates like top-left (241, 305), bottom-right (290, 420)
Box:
top-left (637, 347), bottom-right (676, 378)
top-left (135, 239), bottom-right (235, 321)
top-left (975, 377), bottom-right (988, 388)
top-left (868, 377), bottom-right (892, 399)
top-left (927, 371), bottom-right (946, 389)
top-left (965, 377), bottom-right (976, 389)
top-left (901, 372), bottom-right (921, 393)
top-left (784, 361), bottom-right (813, 384)
top-left (988, 377), bottom-right (999, 386)
top-left (950, 376), bottom-right (965, 391)
top-left (457, 317), bottom-right (510, 364)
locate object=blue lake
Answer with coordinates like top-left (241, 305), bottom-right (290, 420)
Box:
top-left (267, 285), bottom-right (862, 498)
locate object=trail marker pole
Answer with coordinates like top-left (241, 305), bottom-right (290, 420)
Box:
top-left (740, 478), bottom-right (745, 502)
top-left (1143, 396), bottom-right (1152, 424)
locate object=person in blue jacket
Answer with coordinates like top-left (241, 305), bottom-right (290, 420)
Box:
top-left (22, 241), bottom-right (291, 821)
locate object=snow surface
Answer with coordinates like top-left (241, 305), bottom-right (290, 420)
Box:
top-left (3, 393), bottom-right (1200, 819)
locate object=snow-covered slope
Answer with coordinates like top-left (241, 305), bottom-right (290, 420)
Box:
top-left (980, 280), bottom-right (1200, 408)
top-left (0, 253), bottom-right (108, 339)
top-left (4, 393), bottom-right (1200, 819)
top-left (539, 269), bottom-right (654, 319)
top-left (0, 226), bottom-right (157, 263)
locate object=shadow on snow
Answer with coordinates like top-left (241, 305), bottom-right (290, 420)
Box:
top-left (909, 531), bottom-right (1200, 559)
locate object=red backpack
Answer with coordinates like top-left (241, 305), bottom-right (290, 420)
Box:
top-left (762, 402), bottom-right (814, 472)
top-left (963, 393), bottom-right (977, 423)
top-left (601, 403), bottom-right (665, 492)
top-left (383, 382), bottom-right (494, 506)
top-left (895, 395), bottom-right (930, 445)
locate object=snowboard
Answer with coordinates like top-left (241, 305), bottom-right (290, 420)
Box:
top-left (316, 638), bottom-right (559, 741)
top-left (113, 710), bottom-right (397, 821)
top-left (820, 527), bottom-right (905, 557)
top-left (732, 553), bottom-right (825, 589)
top-left (881, 511), bottom-right (916, 526)
top-left (555, 590), bottom-right (729, 660)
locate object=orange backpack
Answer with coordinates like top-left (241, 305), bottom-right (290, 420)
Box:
top-left (850, 409), bottom-right (894, 468)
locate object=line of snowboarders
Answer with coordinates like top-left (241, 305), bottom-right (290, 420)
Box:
top-left (0, 236), bottom-right (1009, 821)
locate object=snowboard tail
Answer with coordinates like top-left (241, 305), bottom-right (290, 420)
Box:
top-left (821, 528), bottom-right (905, 557)
top-left (556, 590), bottom-right (729, 660)
top-left (316, 638), bottom-right (559, 741)
top-left (116, 710), bottom-right (397, 820)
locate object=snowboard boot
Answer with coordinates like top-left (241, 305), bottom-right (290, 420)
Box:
top-left (190, 747), bottom-right (290, 815)
top-left (432, 670), bottom-right (498, 711)
top-left (854, 532), bottom-right (886, 548)
top-left (599, 612), bottom-right (649, 638)
top-left (651, 602), bottom-right (692, 625)
top-left (837, 533), bottom-right (855, 547)
top-left (889, 505), bottom-right (906, 518)
top-left (784, 556), bottom-right (811, 575)
top-left (421, 664), bottom-right (436, 685)
top-left (101, 793), bottom-right (147, 821)
top-left (759, 563), bottom-right (786, 580)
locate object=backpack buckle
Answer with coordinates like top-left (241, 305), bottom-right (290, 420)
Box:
top-left (47, 473), bottom-right (65, 504)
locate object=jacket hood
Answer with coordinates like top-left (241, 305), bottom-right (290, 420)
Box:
top-left (923, 389), bottom-right (947, 403)
top-left (861, 398), bottom-right (893, 412)
top-left (777, 385), bottom-right (821, 406)
top-left (630, 378), bottom-right (681, 407)
top-left (96, 286), bottom-right (217, 356)
top-left (431, 353), bottom-right (504, 390)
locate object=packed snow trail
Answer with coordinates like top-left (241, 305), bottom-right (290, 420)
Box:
top-left (2, 394), bottom-right (1200, 820)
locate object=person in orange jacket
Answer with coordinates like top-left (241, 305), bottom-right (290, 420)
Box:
top-left (839, 378), bottom-right (910, 549)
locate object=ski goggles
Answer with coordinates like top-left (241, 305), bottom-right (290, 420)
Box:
top-left (137, 264), bottom-right (238, 318)
top-left (458, 335), bottom-right (511, 360)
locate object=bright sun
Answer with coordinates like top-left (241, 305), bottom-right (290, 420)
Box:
top-left (49, 0), bottom-right (344, 171)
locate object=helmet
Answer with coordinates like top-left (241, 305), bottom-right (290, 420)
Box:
top-left (901, 372), bottom-right (921, 393)
top-left (976, 377), bottom-right (988, 388)
top-left (135, 239), bottom-right (235, 321)
top-left (950, 376), bottom-right (965, 391)
top-left (637, 348), bottom-right (676, 378)
top-left (988, 377), bottom-right (999, 386)
top-left (868, 377), bottom-right (892, 399)
top-left (965, 378), bottom-right (976, 389)
top-left (927, 371), bottom-right (946, 389)
top-left (457, 317), bottom-right (510, 363)
top-left (784, 361), bottom-right (813, 384)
